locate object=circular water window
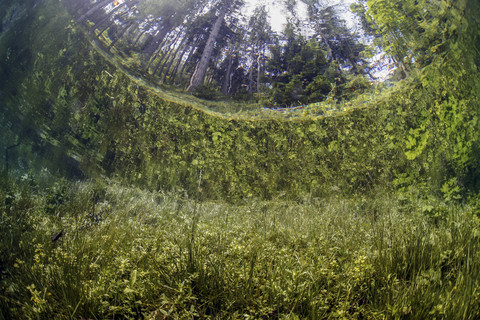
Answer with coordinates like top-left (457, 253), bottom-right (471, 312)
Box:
top-left (62, 0), bottom-right (403, 116)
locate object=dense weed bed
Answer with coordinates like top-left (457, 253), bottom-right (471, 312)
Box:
top-left (1, 178), bottom-right (479, 319)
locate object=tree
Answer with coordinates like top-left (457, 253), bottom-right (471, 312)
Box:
top-left (245, 5), bottom-right (276, 94)
top-left (263, 27), bottom-right (339, 107)
top-left (304, 2), bottom-right (368, 75)
top-left (365, 0), bottom-right (455, 78)
top-left (187, 0), bottom-right (243, 92)
top-left (187, 5), bottom-right (227, 91)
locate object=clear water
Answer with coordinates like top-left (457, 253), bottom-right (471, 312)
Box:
top-left (2, 2), bottom-right (480, 318)
top-left (0, 0), bottom-right (478, 189)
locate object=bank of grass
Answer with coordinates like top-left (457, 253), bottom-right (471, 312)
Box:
top-left (1, 178), bottom-right (480, 319)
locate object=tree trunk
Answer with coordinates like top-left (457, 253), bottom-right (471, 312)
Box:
top-left (90, 2), bottom-right (126, 32)
top-left (132, 21), bottom-right (153, 47)
top-left (399, 61), bottom-right (410, 78)
top-left (108, 20), bottom-right (135, 50)
top-left (222, 55), bottom-right (233, 95)
top-left (169, 45), bottom-right (189, 83)
top-left (143, 27), bottom-right (170, 64)
top-left (65, 0), bottom-right (86, 14)
top-left (153, 30), bottom-right (184, 77)
top-left (257, 50), bottom-right (262, 93)
top-left (248, 59), bottom-right (254, 94)
top-left (83, 6), bottom-right (108, 26)
top-left (160, 37), bottom-right (186, 82)
top-left (178, 46), bottom-right (196, 81)
top-left (76, 0), bottom-right (111, 23)
top-left (318, 29), bottom-right (333, 60)
top-left (187, 7), bottom-right (227, 92)
top-left (93, 9), bottom-right (129, 37)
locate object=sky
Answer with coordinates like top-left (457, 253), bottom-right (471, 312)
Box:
top-left (240, 0), bottom-right (393, 81)
top-left (242, 0), bottom-right (358, 34)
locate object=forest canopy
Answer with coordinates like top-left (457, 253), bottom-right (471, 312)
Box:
top-left (63, 0), bottom-right (417, 109)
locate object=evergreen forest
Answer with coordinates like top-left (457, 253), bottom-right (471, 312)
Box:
top-left (1, 0), bottom-right (480, 318)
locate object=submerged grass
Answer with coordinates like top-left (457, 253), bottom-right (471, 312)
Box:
top-left (1, 178), bottom-right (480, 319)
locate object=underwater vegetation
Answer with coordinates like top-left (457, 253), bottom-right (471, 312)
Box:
top-left (0, 0), bottom-right (479, 318)
top-left (2, 179), bottom-right (480, 319)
